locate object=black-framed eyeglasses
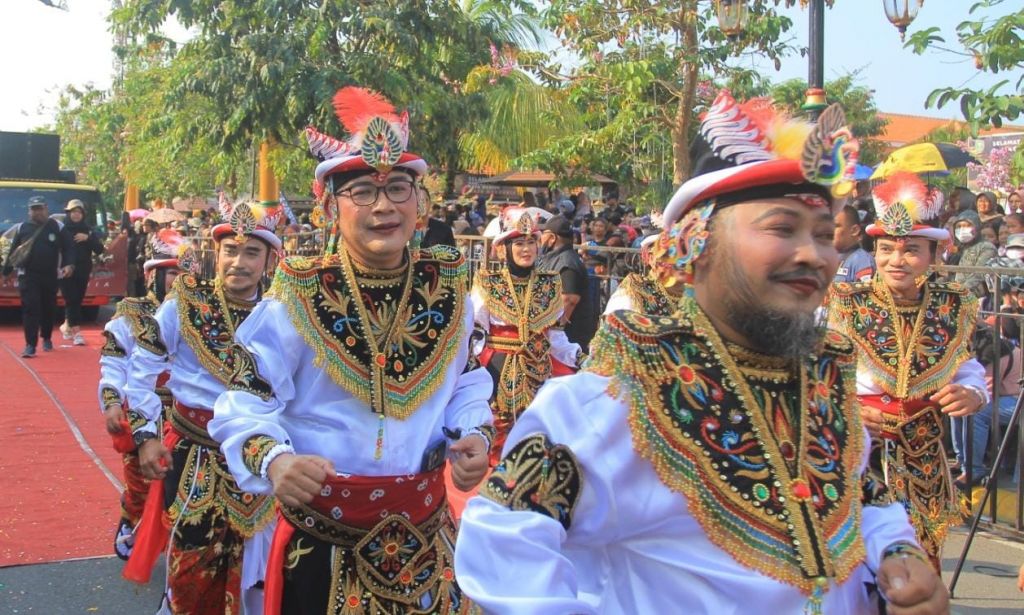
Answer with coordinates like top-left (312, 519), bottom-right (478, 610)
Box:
top-left (334, 180), bottom-right (416, 207)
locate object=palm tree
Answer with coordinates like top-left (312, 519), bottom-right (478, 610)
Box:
top-left (456, 0), bottom-right (578, 174)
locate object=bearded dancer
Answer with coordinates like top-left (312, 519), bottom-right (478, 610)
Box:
top-left (210, 87), bottom-right (492, 615)
top-left (455, 91), bottom-right (948, 614)
top-left (830, 172), bottom-right (986, 570)
top-left (474, 206), bottom-right (583, 462)
top-left (123, 201), bottom-right (283, 614)
top-left (98, 230), bottom-right (185, 560)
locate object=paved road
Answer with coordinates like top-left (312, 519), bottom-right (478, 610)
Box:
top-left (1, 527), bottom-right (1023, 614)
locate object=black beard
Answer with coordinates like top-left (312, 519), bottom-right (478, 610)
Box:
top-left (715, 248), bottom-right (823, 361)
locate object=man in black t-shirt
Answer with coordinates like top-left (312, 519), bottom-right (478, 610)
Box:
top-left (2, 196), bottom-right (75, 357)
top-left (538, 215), bottom-right (598, 351)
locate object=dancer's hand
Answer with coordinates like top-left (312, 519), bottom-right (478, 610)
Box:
top-left (860, 405), bottom-right (884, 438)
top-left (138, 438), bottom-right (172, 480)
top-left (450, 435), bottom-right (488, 491)
top-left (878, 552), bottom-right (949, 614)
top-left (1017, 563), bottom-right (1024, 592)
top-left (267, 453), bottom-right (335, 508)
top-left (932, 383), bottom-right (984, 417)
top-left (103, 404), bottom-right (125, 435)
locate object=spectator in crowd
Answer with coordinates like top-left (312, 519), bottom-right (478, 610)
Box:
top-left (581, 215), bottom-right (611, 274)
top-left (2, 196), bottom-right (75, 357)
top-left (1005, 212), bottom-right (1024, 236)
top-left (538, 214), bottom-right (598, 351)
top-left (58, 200), bottom-right (105, 345)
top-left (950, 324), bottom-right (1021, 491)
top-left (421, 205), bottom-right (457, 249)
top-left (951, 186), bottom-right (977, 213)
top-left (997, 220), bottom-right (1013, 254)
top-left (977, 191), bottom-right (1003, 224)
top-left (575, 191), bottom-right (593, 219)
top-left (1009, 189), bottom-right (1023, 214)
top-left (981, 219), bottom-right (1002, 249)
top-left (603, 193), bottom-right (625, 220)
top-left (949, 209), bottom-right (998, 298)
top-left (833, 204), bottom-right (875, 283)
top-left (523, 190), bottom-right (538, 210)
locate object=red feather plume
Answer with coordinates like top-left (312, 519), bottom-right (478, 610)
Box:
top-left (332, 87), bottom-right (398, 135)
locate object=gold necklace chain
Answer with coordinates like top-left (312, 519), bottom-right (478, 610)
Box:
top-left (502, 268), bottom-right (535, 339)
top-left (338, 247), bottom-right (414, 416)
top-left (873, 278), bottom-right (930, 398)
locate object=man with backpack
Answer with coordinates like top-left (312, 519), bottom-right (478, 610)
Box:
top-left (2, 196), bottom-right (75, 357)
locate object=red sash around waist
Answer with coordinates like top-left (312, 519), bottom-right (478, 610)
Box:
top-left (858, 394), bottom-right (938, 441)
top-left (169, 401), bottom-right (218, 448)
top-left (267, 467), bottom-right (448, 615)
top-left (284, 466), bottom-right (446, 532)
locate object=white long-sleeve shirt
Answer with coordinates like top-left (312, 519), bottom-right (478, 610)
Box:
top-left (455, 372), bottom-right (920, 615)
top-left (124, 297), bottom-right (229, 436)
top-left (210, 294), bottom-right (494, 495)
top-left (97, 316), bottom-right (133, 412)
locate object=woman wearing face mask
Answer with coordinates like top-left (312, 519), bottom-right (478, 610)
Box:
top-left (1009, 189), bottom-right (1024, 214)
top-left (472, 207), bottom-right (584, 464)
top-left (976, 191), bottom-right (1003, 224)
top-left (950, 209), bottom-right (997, 298)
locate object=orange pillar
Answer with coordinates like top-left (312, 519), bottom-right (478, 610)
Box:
top-left (124, 184), bottom-right (140, 211)
top-left (258, 141), bottom-right (279, 206)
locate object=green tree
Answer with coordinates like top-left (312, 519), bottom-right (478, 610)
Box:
top-left (110, 0), bottom-right (504, 196)
top-left (48, 85), bottom-right (126, 207)
top-left (906, 0), bottom-right (1023, 132)
top-left (516, 0), bottom-right (808, 209)
top-left (768, 72), bottom-right (890, 166)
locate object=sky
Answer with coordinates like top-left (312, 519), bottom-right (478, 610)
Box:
top-left (0, 0), bottom-right (1016, 132)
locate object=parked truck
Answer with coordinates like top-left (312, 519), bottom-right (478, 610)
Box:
top-left (0, 131), bottom-right (127, 319)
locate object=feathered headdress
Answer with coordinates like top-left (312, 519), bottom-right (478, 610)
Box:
top-left (144, 229), bottom-right (188, 272)
top-left (663, 89), bottom-right (859, 227)
top-left (211, 194), bottom-right (284, 250)
top-left (487, 206), bottom-right (550, 246)
top-left (867, 172), bottom-right (948, 241)
top-left (306, 87), bottom-right (427, 191)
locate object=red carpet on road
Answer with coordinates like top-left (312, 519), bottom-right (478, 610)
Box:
top-left (0, 323), bottom-right (124, 567)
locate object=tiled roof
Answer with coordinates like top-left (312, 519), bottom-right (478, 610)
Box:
top-left (878, 112), bottom-right (1024, 147)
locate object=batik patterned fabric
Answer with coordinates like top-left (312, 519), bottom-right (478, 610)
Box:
top-left (830, 280), bottom-right (978, 400)
top-left (165, 433), bottom-right (275, 540)
top-left (831, 279), bottom-right (974, 567)
top-left (273, 471), bottom-right (480, 615)
top-left (616, 272), bottom-right (677, 316)
top-left (588, 301), bottom-right (865, 597)
top-left (163, 447), bottom-right (246, 615)
top-left (476, 269), bottom-right (562, 425)
top-left (175, 274), bottom-right (257, 386)
top-left (268, 246), bottom-right (467, 419)
top-left (481, 433), bottom-right (582, 530)
top-left (100, 331), bottom-right (127, 358)
top-left (119, 296), bottom-right (165, 356)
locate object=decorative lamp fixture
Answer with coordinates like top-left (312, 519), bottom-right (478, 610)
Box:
top-left (882, 0), bottom-right (923, 41)
top-left (715, 0), bottom-right (749, 40)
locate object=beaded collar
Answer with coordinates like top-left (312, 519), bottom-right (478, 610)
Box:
top-left (590, 302), bottom-right (865, 596)
top-left (617, 272), bottom-right (677, 316)
top-left (269, 245), bottom-right (467, 420)
top-left (830, 279), bottom-right (978, 399)
top-left (175, 274), bottom-right (257, 386)
top-left (103, 296), bottom-right (160, 357)
top-left (476, 268), bottom-right (561, 335)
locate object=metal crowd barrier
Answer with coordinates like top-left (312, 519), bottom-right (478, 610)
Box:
top-left (936, 263), bottom-right (1024, 539)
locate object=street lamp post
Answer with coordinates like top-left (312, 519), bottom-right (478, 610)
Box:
top-left (716, 1), bottom-right (923, 120)
top-left (802, 0), bottom-right (827, 119)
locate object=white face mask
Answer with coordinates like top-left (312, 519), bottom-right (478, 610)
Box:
top-left (1007, 248), bottom-right (1024, 261)
top-left (955, 227), bottom-right (975, 243)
